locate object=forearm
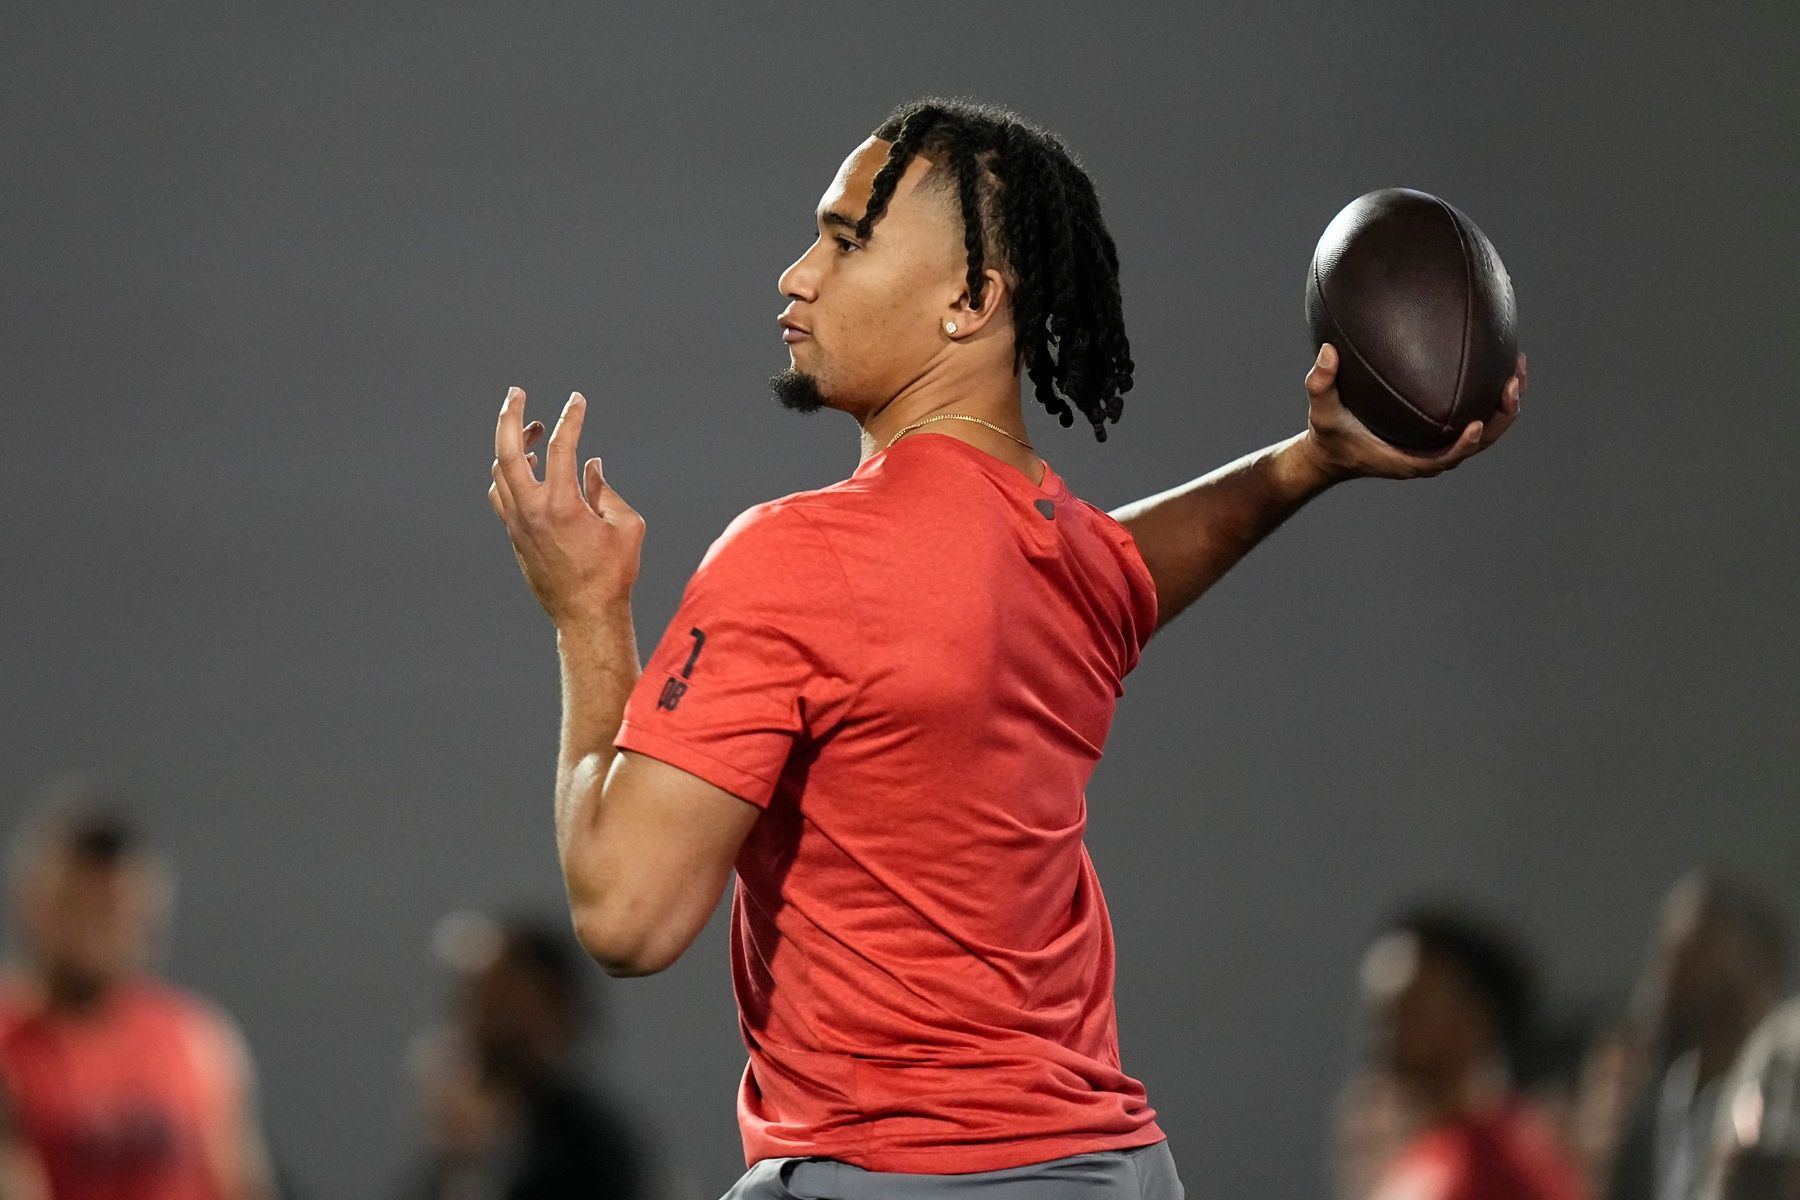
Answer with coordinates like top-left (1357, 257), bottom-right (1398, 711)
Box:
top-left (0, 1147), bottom-right (49, 1200)
top-left (1110, 433), bottom-right (1340, 631)
top-left (553, 601), bottom-right (642, 900)
top-left (0, 1090), bottom-right (49, 1200)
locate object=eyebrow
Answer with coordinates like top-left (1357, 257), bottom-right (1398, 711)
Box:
top-left (818, 209), bottom-right (861, 235)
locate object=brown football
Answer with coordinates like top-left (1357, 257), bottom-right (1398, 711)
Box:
top-left (1305, 188), bottom-right (1518, 450)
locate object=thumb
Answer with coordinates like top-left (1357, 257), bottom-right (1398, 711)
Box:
top-left (1305, 342), bottom-right (1338, 397)
top-left (583, 457), bottom-right (608, 505)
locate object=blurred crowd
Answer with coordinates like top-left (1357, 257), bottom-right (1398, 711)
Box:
top-left (1332, 878), bottom-right (1796, 1200)
top-left (0, 792), bottom-right (651, 1200)
top-left (1, 788), bottom-right (1795, 1200)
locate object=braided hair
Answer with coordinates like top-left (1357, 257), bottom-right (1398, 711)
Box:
top-left (855, 98), bottom-right (1133, 442)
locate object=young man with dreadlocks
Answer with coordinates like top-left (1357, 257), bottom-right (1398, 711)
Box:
top-left (486, 98), bottom-right (1525, 1198)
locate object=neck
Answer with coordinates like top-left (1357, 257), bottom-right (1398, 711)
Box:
top-left (1408, 1058), bottom-right (1512, 1127)
top-left (857, 362), bottom-right (1030, 468)
top-left (23, 963), bottom-right (119, 1015)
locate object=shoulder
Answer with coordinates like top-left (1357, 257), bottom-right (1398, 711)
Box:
top-left (700, 494), bottom-right (848, 581)
top-left (1491, 1103), bottom-right (1589, 1199)
top-left (0, 970), bottom-right (30, 1031)
top-left (1068, 493), bottom-right (1148, 559)
top-left (1373, 1126), bottom-right (1473, 1200)
top-left (123, 977), bottom-right (213, 1024)
top-left (129, 981), bottom-right (254, 1077)
top-left (715, 493), bottom-right (830, 546)
top-left (1066, 494), bottom-right (1160, 635)
top-left (0, 999), bottom-right (24, 1054)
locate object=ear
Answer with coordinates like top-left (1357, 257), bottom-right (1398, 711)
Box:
top-left (944, 266), bottom-right (1011, 340)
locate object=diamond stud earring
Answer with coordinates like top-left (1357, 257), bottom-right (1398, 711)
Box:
top-left (945, 322), bottom-right (958, 334)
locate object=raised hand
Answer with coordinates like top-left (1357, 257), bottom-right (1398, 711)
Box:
top-left (1299, 344), bottom-right (1525, 482)
top-left (488, 387), bottom-right (645, 625)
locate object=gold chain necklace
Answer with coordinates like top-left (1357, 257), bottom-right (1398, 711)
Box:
top-left (884, 412), bottom-right (1034, 451)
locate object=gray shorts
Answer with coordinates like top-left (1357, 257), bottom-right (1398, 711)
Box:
top-left (718, 1139), bottom-right (1183, 1200)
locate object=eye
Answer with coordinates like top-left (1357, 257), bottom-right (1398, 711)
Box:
top-left (833, 236), bottom-right (861, 254)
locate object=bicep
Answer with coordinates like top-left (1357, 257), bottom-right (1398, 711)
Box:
top-left (572, 749), bottom-right (762, 976)
top-left (186, 1011), bottom-right (275, 1200)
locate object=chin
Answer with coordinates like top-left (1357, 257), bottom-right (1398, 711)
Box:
top-left (770, 366), bottom-right (833, 414)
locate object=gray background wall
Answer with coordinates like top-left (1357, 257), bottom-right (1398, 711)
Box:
top-left (3, 4), bottom-right (1796, 1197)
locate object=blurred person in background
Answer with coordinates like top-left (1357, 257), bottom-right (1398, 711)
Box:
top-left (1566, 1016), bottom-right (1643, 1197)
top-left (1608, 873), bottom-right (1791, 1200)
top-left (1352, 903), bottom-right (1588, 1200)
top-left (399, 911), bottom-right (651, 1200)
top-left (1699, 995), bottom-right (1800, 1200)
top-left (1517, 1007), bottom-right (1643, 1192)
top-left (1521, 1011), bottom-right (1607, 1159)
top-left (1331, 1065), bottom-right (1414, 1200)
top-left (0, 794), bottom-right (275, 1200)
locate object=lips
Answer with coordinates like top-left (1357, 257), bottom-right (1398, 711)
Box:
top-left (778, 315), bottom-right (810, 343)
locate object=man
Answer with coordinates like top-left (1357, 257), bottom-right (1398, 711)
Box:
top-left (485, 98), bottom-right (1525, 1197)
top-left (1356, 906), bottom-right (1589, 1200)
top-left (400, 912), bottom-right (651, 1199)
top-left (1609, 873), bottom-right (1791, 1200)
top-left (0, 798), bottom-right (275, 1200)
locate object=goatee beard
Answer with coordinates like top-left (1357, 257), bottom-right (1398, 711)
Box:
top-left (770, 367), bottom-right (829, 414)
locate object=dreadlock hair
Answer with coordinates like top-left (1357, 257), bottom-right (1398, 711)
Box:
top-left (856, 98), bottom-right (1133, 443)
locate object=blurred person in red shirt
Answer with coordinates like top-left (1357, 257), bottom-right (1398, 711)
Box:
top-left (0, 796), bottom-right (275, 1200)
top-left (1355, 904), bottom-right (1589, 1200)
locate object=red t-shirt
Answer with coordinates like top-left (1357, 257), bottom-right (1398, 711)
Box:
top-left (1373, 1099), bottom-right (1590, 1200)
top-left (0, 977), bottom-right (237, 1200)
top-left (614, 432), bottom-right (1164, 1172)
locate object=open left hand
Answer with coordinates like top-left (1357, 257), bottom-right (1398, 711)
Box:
top-left (1299, 344), bottom-right (1526, 482)
top-left (488, 387), bottom-right (645, 626)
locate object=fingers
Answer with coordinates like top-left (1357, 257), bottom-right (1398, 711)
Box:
top-left (584, 456), bottom-right (638, 520)
top-left (1381, 419), bottom-right (1483, 476)
top-left (1443, 419), bottom-right (1484, 465)
top-left (1482, 371), bottom-right (1523, 447)
top-left (490, 387), bottom-right (623, 528)
top-left (583, 457), bottom-right (607, 514)
top-left (1305, 343), bottom-right (1338, 397)
top-left (546, 393), bottom-right (586, 496)
top-left (494, 387), bottom-right (535, 498)
top-left (489, 455), bottom-right (512, 518)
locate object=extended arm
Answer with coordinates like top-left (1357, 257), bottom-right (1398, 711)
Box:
top-left (1111, 345), bottom-right (1525, 634)
top-left (490, 389), bottom-right (758, 978)
top-left (1110, 433), bottom-right (1333, 634)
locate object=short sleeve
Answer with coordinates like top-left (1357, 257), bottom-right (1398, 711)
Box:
top-left (614, 503), bottom-right (861, 809)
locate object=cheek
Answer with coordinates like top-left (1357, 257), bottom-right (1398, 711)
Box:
top-left (833, 260), bottom-right (936, 343)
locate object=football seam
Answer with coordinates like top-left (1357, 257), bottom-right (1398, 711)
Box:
top-left (1309, 267), bottom-right (1449, 433)
top-left (1436, 195), bottom-right (1475, 427)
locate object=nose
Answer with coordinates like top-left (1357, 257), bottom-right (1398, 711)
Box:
top-left (778, 241), bottom-right (820, 302)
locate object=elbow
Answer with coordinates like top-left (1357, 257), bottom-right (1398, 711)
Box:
top-left (569, 902), bottom-right (681, 978)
